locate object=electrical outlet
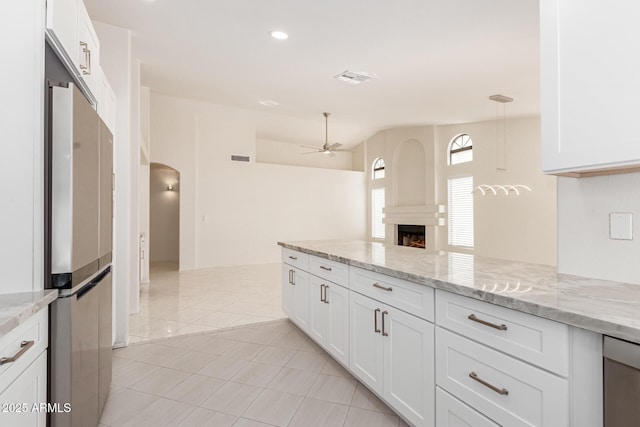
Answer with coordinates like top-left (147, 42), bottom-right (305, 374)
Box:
top-left (610, 213), bottom-right (633, 240)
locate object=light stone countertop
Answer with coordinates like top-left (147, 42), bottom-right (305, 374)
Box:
top-left (279, 240), bottom-right (640, 343)
top-left (0, 290), bottom-right (58, 337)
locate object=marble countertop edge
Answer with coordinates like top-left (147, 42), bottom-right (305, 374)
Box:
top-left (0, 290), bottom-right (58, 338)
top-left (278, 240), bottom-right (640, 343)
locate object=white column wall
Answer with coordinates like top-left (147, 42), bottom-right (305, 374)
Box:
top-left (0, 1), bottom-right (45, 293)
top-left (94, 21), bottom-right (136, 346)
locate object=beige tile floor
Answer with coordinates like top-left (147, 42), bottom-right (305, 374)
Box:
top-left (100, 319), bottom-right (409, 427)
top-left (129, 262), bottom-right (286, 343)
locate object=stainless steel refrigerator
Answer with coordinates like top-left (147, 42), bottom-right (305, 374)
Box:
top-left (46, 82), bottom-right (113, 427)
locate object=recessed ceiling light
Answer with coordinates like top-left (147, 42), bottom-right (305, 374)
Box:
top-left (259, 100), bottom-right (279, 107)
top-left (270, 30), bottom-right (289, 40)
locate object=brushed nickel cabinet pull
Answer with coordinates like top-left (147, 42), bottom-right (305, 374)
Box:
top-left (469, 372), bottom-right (509, 395)
top-left (289, 269), bottom-right (295, 285)
top-left (288, 256), bottom-right (297, 260)
top-left (323, 285), bottom-right (329, 304)
top-left (373, 283), bottom-right (393, 292)
top-left (467, 314), bottom-right (507, 331)
top-left (0, 341), bottom-right (35, 365)
top-left (320, 265), bottom-right (332, 271)
top-left (381, 311), bottom-right (389, 336)
top-left (374, 308), bottom-right (381, 333)
top-left (79, 41), bottom-right (90, 74)
top-left (320, 284), bottom-right (325, 301)
top-left (86, 47), bottom-right (92, 75)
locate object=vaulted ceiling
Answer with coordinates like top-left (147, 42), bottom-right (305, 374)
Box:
top-left (85, 0), bottom-right (540, 147)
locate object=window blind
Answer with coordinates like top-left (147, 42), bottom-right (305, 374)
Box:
top-left (372, 188), bottom-right (385, 239)
top-left (448, 176), bottom-right (474, 248)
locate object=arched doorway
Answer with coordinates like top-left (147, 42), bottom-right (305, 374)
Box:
top-left (149, 163), bottom-right (180, 272)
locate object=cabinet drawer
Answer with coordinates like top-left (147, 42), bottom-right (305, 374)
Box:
top-left (282, 248), bottom-right (309, 270)
top-left (436, 328), bottom-right (568, 427)
top-left (0, 308), bottom-right (48, 394)
top-left (436, 387), bottom-right (499, 427)
top-left (309, 255), bottom-right (348, 287)
top-left (435, 290), bottom-right (569, 376)
top-left (350, 267), bottom-right (434, 321)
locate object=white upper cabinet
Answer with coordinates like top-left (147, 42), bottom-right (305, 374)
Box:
top-left (46, 0), bottom-right (79, 68)
top-left (46, 0), bottom-right (101, 103)
top-left (540, 0), bottom-right (640, 176)
top-left (77, 1), bottom-right (100, 99)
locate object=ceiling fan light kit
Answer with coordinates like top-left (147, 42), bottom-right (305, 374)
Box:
top-left (300, 112), bottom-right (348, 157)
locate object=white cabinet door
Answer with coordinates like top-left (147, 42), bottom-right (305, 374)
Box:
top-left (540, 0), bottom-right (640, 174)
top-left (325, 282), bottom-right (349, 366)
top-left (436, 388), bottom-right (499, 427)
top-left (281, 264), bottom-right (295, 318)
top-left (308, 275), bottom-right (328, 344)
top-left (383, 307), bottom-right (434, 427)
top-left (77, 1), bottom-right (100, 99)
top-left (292, 269), bottom-right (310, 332)
top-left (0, 351), bottom-right (47, 427)
top-left (46, 0), bottom-right (79, 68)
top-left (349, 291), bottom-right (384, 395)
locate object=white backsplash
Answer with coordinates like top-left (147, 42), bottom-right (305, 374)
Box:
top-left (558, 172), bottom-right (640, 284)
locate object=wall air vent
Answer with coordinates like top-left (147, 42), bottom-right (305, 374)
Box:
top-left (231, 155), bottom-right (250, 162)
top-left (334, 70), bottom-right (374, 85)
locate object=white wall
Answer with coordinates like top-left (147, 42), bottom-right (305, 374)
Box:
top-left (94, 21), bottom-right (138, 346)
top-left (149, 165), bottom-right (179, 263)
top-left (150, 93), bottom-right (367, 269)
top-left (256, 138), bottom-right (353, 170)
top-left (138, 86), bottom-right (151, 283)
top-left (436, 117), bottom-right (557, 266)
top-left (365, 117), bottom-right (556, 266)
top-left (0, 1), bottom-right (45, 293)
top-left (558, 173), bottom-right (640, 284)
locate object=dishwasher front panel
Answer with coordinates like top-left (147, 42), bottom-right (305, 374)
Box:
top-left (604, 336), bottom-right (640, 427)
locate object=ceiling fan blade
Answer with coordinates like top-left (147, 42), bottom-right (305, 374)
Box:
top-left (329, 143), bottom-right (342, 150)
top-left (300, 145), bottom-right (321, 150)
top-left (301, 151), bottom-right (321, 155)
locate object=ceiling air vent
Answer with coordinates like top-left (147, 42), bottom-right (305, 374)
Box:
top-left (334, 70), bottom-right (374, 85)
top-left (231, 155), bottom-right (250, 162)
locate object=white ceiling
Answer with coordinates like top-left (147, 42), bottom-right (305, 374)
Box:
top-left (84, 0), bottom-right (540, 147)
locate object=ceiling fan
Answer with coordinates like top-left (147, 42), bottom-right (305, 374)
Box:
top-left (300, 112), bottom-right (348, 157)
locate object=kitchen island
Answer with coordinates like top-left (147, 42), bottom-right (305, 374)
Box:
top-left (279, 239), bottom-right (640, 343)
top-left (278, 239), bottom-right (625, 427)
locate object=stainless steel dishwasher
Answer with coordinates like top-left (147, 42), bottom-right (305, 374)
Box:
top-left (603, 336), bottom-right (640, 427)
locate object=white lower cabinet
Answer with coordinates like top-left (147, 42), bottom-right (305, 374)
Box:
top-left (349, 291), bottom-right (384, 394)
top-left (0, 351), bottom-right (47, 427)
top-left (308, 275), bottom-right (350, 366)
top-left (436, 327), bottom-right (569, 427)
top-left (280, 247), bottom-right (603, 427)
top-left (0, 309), bottom-right (48, 427)
top-left (281, 263), bottom-right (294, 319)
top-left (281, 263), bottom-right (309, 331)
top-left (350, 291), bottom-right (435, 427)
top-left (436, 387), bottom-right (499, 427)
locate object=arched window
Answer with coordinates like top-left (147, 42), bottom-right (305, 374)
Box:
top-left (371, 158), bottom-right (385, 239)
top-left (449, 134), bottom-right (473, 165)
top-left (372, 157), bottom-right (385, 179)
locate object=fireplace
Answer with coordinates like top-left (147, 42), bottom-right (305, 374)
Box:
top-left (397, 224), bottom-right (426, 249)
